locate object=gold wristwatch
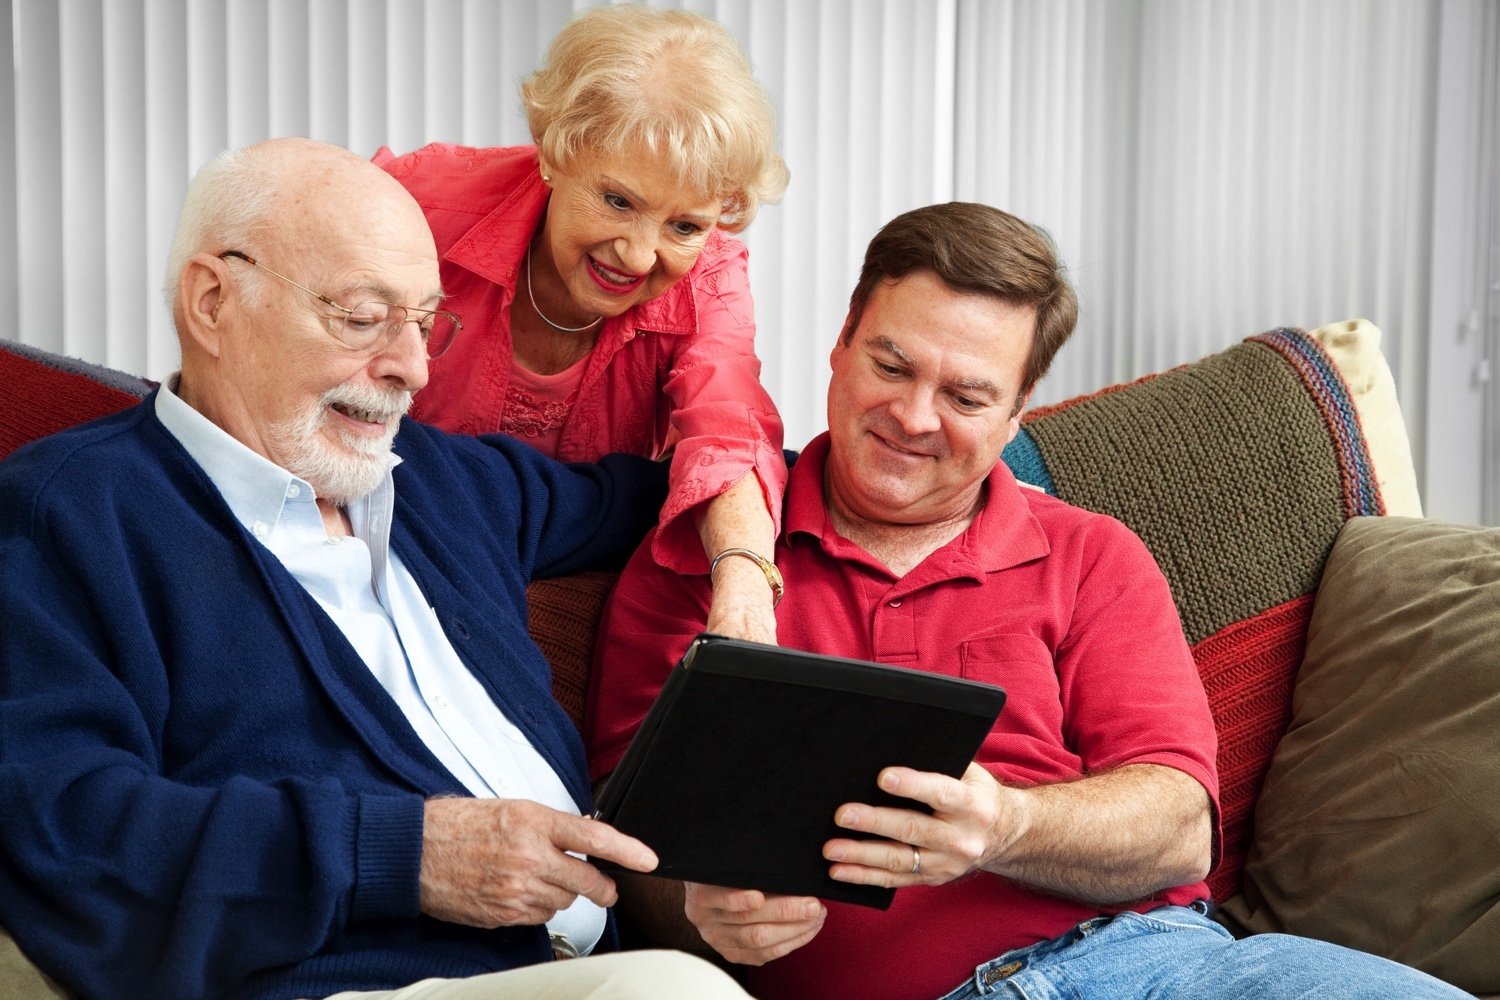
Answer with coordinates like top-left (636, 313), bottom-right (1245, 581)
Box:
top-left (709, 547), bottom-right (785, 607)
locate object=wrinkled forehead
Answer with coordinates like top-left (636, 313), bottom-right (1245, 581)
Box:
top-left (271, 167), bottom-right (440, 296)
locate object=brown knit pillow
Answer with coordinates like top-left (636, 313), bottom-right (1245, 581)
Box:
top-left (1001, 327), bottom-right (1388, 901)
top-left (527, 571), bottom-right (619, 731)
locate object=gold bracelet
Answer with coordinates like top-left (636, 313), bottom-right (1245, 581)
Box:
top-left (709, 547), bottom-right (785, 607)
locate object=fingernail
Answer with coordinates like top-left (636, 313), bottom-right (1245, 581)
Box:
top-left (880, 771), bottom-right (900, 792)
top-left (825, 845), bottom-right (844, 861)
top-left (840, 807), bottom-right (860, 825)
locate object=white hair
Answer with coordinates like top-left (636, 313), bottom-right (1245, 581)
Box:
top-left (162, 145), bottom-right (280, 319)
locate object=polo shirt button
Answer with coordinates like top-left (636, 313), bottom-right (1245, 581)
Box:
top-left (888, 599), bottom-right (902, 608)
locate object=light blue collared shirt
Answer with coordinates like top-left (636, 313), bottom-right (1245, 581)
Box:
top-left (154, 377), bottom-right (604, 954)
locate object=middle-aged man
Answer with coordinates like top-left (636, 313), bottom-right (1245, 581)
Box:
top-left (586, 203), bottom-right (1473, 1000)
top-left (0, 139), bottom-right (750, 1000)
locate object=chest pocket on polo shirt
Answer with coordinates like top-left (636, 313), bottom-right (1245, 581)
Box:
top-left (958, 634), bottom-right (1065, 747)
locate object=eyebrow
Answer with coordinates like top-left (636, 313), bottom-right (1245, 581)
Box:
top-left (599, 174), bottom-right (719, 226)
top-left (336, 279), bottom-right (448, 309)
top-left (868, 335), bottom-right (1003, 398)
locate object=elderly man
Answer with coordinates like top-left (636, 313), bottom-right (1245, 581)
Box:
top-left (0, 139), bottom-right (748, 1000)
top-left (587, 203), bottom-right (1471, 1000)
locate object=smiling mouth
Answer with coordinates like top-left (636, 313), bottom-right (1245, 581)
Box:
top-left (587, 256), bottom-right (647, 293)
top-left (331, 402), bottom-right (395, 426)
top-left (871, 430), bottom-right (935, 460)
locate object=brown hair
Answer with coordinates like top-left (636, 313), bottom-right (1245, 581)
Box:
top-left (521, 4), bottom-right (788, 232)
top-left (844, 202), bottom-right (1079, 401)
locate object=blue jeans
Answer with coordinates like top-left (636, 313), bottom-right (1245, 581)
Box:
top-left (934, 902), bottom-right (1472, 1000)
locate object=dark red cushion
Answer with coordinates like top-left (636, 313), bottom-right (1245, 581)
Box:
top-left (0, 342), bottom-right (154, 461)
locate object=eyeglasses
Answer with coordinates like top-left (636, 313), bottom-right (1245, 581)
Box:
top-left (218, 250), bottom-right (461, 359)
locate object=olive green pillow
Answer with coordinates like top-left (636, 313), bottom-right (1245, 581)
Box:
top-left (1220, 516), bottom-right (1500, 996)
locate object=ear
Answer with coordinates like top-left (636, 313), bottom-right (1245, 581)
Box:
top-left (1005, 388), bottom-right (1034, 445)
top-left (830, 310), bottom-right (856, 366)
top-left (179, 253), bottom-right (230, 359)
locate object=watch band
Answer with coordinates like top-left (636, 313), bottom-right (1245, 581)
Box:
top-left (709, 547), bottom-right (785, 607)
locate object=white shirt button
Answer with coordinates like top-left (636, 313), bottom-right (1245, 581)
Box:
top-left (287, 483), bottom-right (301, 498)
top-left (252, 520), bottom-right (269, 537)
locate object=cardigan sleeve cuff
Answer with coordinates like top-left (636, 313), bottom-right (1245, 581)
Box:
top-left (350, 793), bottom-right (427, 922)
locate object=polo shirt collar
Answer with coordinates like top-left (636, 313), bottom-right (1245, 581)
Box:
top-left (786, 431), bottom-right (1051, 579)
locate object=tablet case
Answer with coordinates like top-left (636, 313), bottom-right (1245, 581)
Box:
top-left (592, 634), bottom-right (1006, 909)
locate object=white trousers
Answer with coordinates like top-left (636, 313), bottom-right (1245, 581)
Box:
top-left (319, 950), bottom-right (750, 1000)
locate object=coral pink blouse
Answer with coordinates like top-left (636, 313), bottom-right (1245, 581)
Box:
top-left (377, 144), bottom-right (786, 570)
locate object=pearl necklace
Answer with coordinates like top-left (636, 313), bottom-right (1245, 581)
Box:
top-left (526, 247), bottom-right (602, 333)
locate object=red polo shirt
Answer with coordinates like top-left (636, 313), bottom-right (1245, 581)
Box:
top-left (588, 433), bottom-right (1220, 1000)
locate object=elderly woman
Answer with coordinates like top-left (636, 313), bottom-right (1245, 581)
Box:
top-left (378, 5), bottom-right (788, 642)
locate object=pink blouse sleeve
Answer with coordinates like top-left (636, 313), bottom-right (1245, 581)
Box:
top-left (649, 237), bottom-right (787, 573)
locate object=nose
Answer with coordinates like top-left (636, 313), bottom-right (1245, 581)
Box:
top-left (613, 225), bottom-right (657, 275)
top-left (888, 387), bottom-right (942, 437)
top-left (367, 318), bottom-right (430, 393)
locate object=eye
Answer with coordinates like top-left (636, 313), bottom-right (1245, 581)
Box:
top-left (342, 301), bottom-right (390, 334)
top-left (874, 360), bottom-right (904, 378)
top-left (604, 192), bottom-right (631, 211)
top-left (671, 220), bottom-right (704, 237)
top-left (948, 388), bottom-right (996, 413)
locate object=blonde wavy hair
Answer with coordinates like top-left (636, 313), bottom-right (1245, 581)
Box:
top-left (522, 4), bottom-right (788, 233)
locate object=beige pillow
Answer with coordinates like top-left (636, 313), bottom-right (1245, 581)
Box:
top-left (1309, 319), bottom-right (1422, 517)
top-left (0, 927), bottom-right (70, 1000)
top-left (1220, 516), bottom-right (1500, 996)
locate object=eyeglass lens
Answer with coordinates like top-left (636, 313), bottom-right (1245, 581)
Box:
top-left (340, 302), bottom-right (459, 358)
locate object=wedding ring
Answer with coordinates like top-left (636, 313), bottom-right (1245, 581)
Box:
top-left (910, 846), bottom-right (922, 874)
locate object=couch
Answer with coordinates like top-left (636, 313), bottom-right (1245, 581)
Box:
top-left (1, 321), bottom-right (1495, 999)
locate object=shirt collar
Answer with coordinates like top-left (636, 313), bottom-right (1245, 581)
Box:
top-left (154, 373), bottom-right (399, 541)
top-left (786, 431), bottom-right (1051, 576)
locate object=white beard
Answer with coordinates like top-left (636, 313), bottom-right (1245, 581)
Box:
top-left (268, 381), bottom-right (412, 505)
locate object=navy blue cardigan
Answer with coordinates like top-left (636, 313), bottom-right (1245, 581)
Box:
top-left (0, 396), bottom-right (666, 1000)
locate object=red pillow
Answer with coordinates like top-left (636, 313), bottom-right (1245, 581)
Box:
top-left (0, 342), bottom-right (154, 460)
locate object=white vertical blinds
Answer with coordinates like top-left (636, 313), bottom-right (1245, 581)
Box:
top-left (3, 0), bottom-right (1497, 524)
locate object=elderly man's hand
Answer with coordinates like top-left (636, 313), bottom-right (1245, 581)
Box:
top-left (418, 797), bottom-right (658, 928)
top-left (681, 883), bottom-right (825, 966)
